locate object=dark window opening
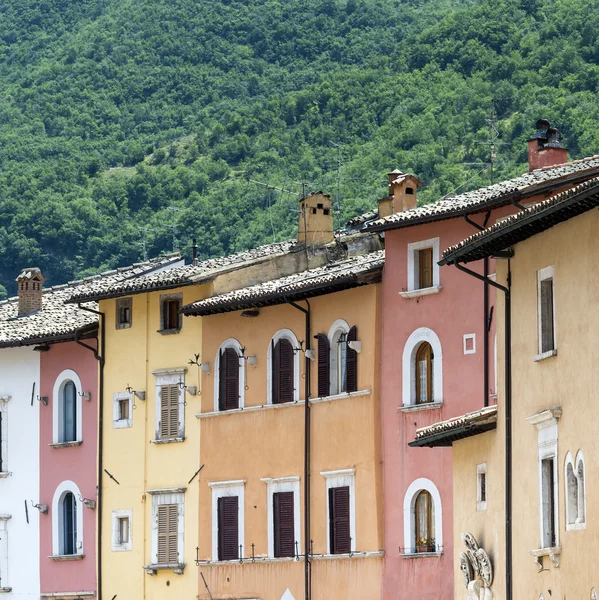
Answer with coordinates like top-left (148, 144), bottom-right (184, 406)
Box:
top-left (274, 491), bottom-right (295, 558)
top-left (272, 338), bottom-right (294, 404)
top-left (218, 496), bottom-right (239, 561)
top-left (161, 297), bottom-right (181, 332)
top-left (323, 208), bottom-right (330, 215)
top-left (219, 347), bottom-right (240, 411)
top-left (406, 187), bottom-right (414, 195)
top-left (116, 297), bottom-right (132, 329)
top-left (61, 380), bottom-right (77, 443)
top-left (62, 492), bottom-right (77, 555)
top-left (329, 486), bottom-right (350, 554)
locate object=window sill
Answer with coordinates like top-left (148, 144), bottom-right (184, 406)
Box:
top-left (398, 401), bottom-right (443, 413)
top-left (116, 323), bottom-right (132, 330)
top-left (143, 563), bottom-right (185, 575)
top-left (156, 328), bottom-right (181, 336)
top-left (49, 441), bottom-right (82, 449)
top-left (113, 420), bottom-right (132, 429)
top-left (49, 554), bottom-right (85, 561)
top-left (0, 588), bottom-right (11, 594)
top-left (41, 593), bottom-right (95, 599)
top-left (0, 472), bottom-right (10, 479)
top-left (533, 349), bottom-right (557, 362)
top-left (566, 521), bottom-right (586, 531)
top-left (150, 437), bottom-right (185, 444)
top-left (197, 551), bottom-right (384, 565)
top-left (400, 551), bottom-right (443, 559)
top-left (400, 286), bottom-right (442, 299)
top-left (530, 547), bottom-right (560, 570)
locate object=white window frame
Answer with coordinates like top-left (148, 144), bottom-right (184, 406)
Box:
top-left (402, 478), bottom-right (443, 555)
top-left (320, 468), bottom-right (356, 554)
top-left (267, 329), bottom-right (301, 404)
top-left (0, 515), bottom-right (10, 590)
top-left (536, 265), bottom-right (556, 360)
top-left (527, 408), bottom-right (561, 550)
top-left (564, 450), bottom-right (586, 531)
top-left (213, 338), bottom-right (245, 412)
top-left (147, 488), bottom-right (185, 565)
top-left (463, 333), bottom-right (476, 355)
top-left (52, 369), bottom-right (83, 444)
top-left (153, 370), bottom-right (185, 440)
top-left (260, 476), bottom-right (301, 558)
top-left (51, 480), bottom-right (84, 557)
top-left (0, 396), bottom-right (9, 475)
top-left (476, 463), bottom-right (487, 511)
top-left (402, 327), bottom-right (443, 406)
top-left (112, 509), bottom-right (132, 551)
top-left (328, 319), bottom-right (350, 396)
top-left (208, 480), bottom-right (245, 562)
top-left (406, 237), bottom-right (441, 293)
top-left (112, 391), bottom-right (132, 429)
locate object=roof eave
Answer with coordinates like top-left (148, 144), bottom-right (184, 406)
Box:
top-left (408, 421), bottom-right (497, 448)
top-left (0, 322), bottom-right (99, 349)
top-left (66, 279), bottom-right (196, 304)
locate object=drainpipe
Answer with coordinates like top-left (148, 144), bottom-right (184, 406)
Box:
top-left (452, 261), bottom-right (511, 600)
top-left (78, 304), bottom-right (106, 600)
top-left (287, 299), bottom-right (311, 600)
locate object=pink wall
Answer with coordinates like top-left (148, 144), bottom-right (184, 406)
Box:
top-left (39, 340), bottom-right (98, 596)
top-left (380, 214), bottom-right (497, 599)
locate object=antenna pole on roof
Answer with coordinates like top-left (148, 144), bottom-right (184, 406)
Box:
top-left (330, 141), bottom-right (344, 243)
top-left (168, 205), bottom-right (184, 252)
top-left (137, 226), bottom-right (156, 261)
top-left (192, 238), bottom-right (198, 265)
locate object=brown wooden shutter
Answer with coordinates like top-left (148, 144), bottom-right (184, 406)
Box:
top-left (329, 486), bottom-right (351, 554)
top-left (346, 326), bottom-right (358, 393)
top-left (157, 504), bottom-right (179, 564)
top-left (275, 339), bottom-right (294, 404)
top-left (419, 248), bottom-right (433, 289)
top-left (274, 491), bottom-right (295, 558)
top-left (540, 279), bottom-right (554, 353)
top-left (219, 347), bottom-right (239, 411)
top-left (160, 384), bottom-right (179, 439)
top-left (218, 496), bottom-right (239, 561)
top-left (316, 333), bottom-right (330, 398)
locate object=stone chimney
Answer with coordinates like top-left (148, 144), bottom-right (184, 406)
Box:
top-left (378, 170), bottom-right (423, 217)
top-left (16, 267), bottom-right (45, 316)
top-left (527, 119), bottom-right (568, 172)
top-left (298, 192), bottom-right (334, 245)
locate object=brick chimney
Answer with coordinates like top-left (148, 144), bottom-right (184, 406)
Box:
top-left (378, 170), bottom-right (423, 217)
top-left (298, 192), bottom-right (334, 245)
top-left (527, 119), bottom-right (568, 171)
top-left (16, 268), bottom-right (45, 316)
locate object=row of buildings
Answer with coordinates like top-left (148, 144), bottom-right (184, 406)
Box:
top-left (1, 120), bottom-right (597, 599)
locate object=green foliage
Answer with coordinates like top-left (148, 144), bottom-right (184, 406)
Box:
top-left (0, 0), bottom-right (598, 291)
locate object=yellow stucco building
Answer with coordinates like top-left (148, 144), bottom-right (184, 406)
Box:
top-left (413, 177), bottom-right (599, 599)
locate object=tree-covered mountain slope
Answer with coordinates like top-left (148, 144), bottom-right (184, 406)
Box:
top-left (0, 0), bottom-right (599, 293)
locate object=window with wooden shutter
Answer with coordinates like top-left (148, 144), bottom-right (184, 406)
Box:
top-left (346, 326), bottom-right (358, 393)
top-left (218, 496), bottom-right (239, 561)
top-left (159, 293), bottom-right (182, 332)
top-left (329, 486), bottom-right (351, 554)
top-left (418, 248), bottom-right (433, 289)
top-left (219, 347), bottom-right (240, 411)
top-left (316, 334), bottom-right (330, 398)
top-left (540, 277), bottom-right (555, 353)
top-left (159, 384), bottom-right (179, 440)
top-left (274, 491), bottom-right (295, 558)
top-left (415, 342), bottom-right (433, 404)
top-left (157, 504), bottom-right (179, 564)
top-left (273, 339), bottom-right (294, 404)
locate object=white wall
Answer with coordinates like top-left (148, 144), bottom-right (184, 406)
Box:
top-left (0, 347), bottom-right (40, 599)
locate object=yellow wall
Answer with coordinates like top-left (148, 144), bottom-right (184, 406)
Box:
top-left (100, 285), bottom-right (206, 600)
top-left (452, 207), bottom-right (599, 599)
top-left (196, 284), bottom-right (383, 600)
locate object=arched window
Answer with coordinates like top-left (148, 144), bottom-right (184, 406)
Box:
top-left (61, 492), bottom-right (77, 555)
top-left (402, 328), bottom-right (443, 406)
top-left (403, 478), bottom-right (443, 555)
top-left (268, 330), bottom-right (300, 404)
top-left (53, 370), bottom-right (83, 444)
top-left (415, 343), bottom-right (433, 404)
top-left (214, 339), bottom-right (245, 412)
top-left (565, 451), bottom-right (586, 530)
top-left (328, 320), bottom-right (350, 396)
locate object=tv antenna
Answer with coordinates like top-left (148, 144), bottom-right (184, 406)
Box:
top-left (168, 205), bottom-right (185, 252)
top-left (329, 141), bottom-right (344, 240)
top-left (137, 226), bottom-right (156, 261)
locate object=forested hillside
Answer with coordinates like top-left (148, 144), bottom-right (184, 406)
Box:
top-left (1, 0), bottom-right (599, 293)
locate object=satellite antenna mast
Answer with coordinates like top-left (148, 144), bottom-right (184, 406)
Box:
top-left (329, 141), bottom-right (344, 241)
top-left (168, 205), bottom-right (184, 252)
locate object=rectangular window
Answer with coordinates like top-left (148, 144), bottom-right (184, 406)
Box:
top-left (537, 266), bottom-right (556, 356)
top-left (541, 457), bottom-right (556, 548)
top-left (476, 463), bottom-right (487, 511)
top-left (157, 504), bottom-right (179, 564)
top-left (329, 486), bottom-right (351, 554)
top-left (118, 399), bottom-right (129, 422)
top-left (274, 491), bottom-right (295, 558)
top-left (418, 248), bottom-right (433, 289)
top-left (112, 509), bottom-right (132, 551)
top-left (113, 392), bottom-right (132, 429)
top-left (218, 496), bottom-right (239, 561)
top-left (159, 384), bottom-right (179, 440)
top-left (116, 297), bottom-right (132, 329)
top-left (118, 517), bottom-right (130, 545)
top-left (159, 294), bottom-right (182, 333)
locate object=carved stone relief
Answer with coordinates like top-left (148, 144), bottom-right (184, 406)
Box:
top-left (460, 533), bottom-right (494, 600)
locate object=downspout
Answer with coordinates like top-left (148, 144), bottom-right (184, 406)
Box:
top-left (453, 261), bottom-right (512, 600)
top-left (287, 299), bottom-right (311, 600)
top-left (78, 304), bottom-right (106, 600)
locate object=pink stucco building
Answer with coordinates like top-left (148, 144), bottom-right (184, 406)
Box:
top-left (359, 121), bottom-right (596, 599)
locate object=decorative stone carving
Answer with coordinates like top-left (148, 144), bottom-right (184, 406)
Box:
top-left (460, 533), bottom-right (494, 599)
top-left (591, 588), bottom-right (597, 600)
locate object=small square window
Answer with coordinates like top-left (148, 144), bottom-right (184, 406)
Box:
top-left (118, 399), bottom-right (129, 421)
top-left (118, 517), bottom-right (130, 545)
top-left (116, 298), bottom-right (132, 330)
top-left (159, 294), bottom-right (182, 333)
top-left (113, 392), bottom-right (132, 429)
top-left (112, 509), bottom-right (132, 551)
top-left (463, 334), bottom-right (476, 355)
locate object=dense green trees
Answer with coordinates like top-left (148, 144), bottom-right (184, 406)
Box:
top-left (0, 0), bottom-right (598, 293)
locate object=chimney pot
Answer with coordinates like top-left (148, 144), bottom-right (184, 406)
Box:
top-left (379, 171), bottom-right (423, 217)
top-left (297, 192), bottom-right (334, 245)
top-left (16, 268), bottom-right (45, 316)
top-left (527, 120), bottom-right (568, 171)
